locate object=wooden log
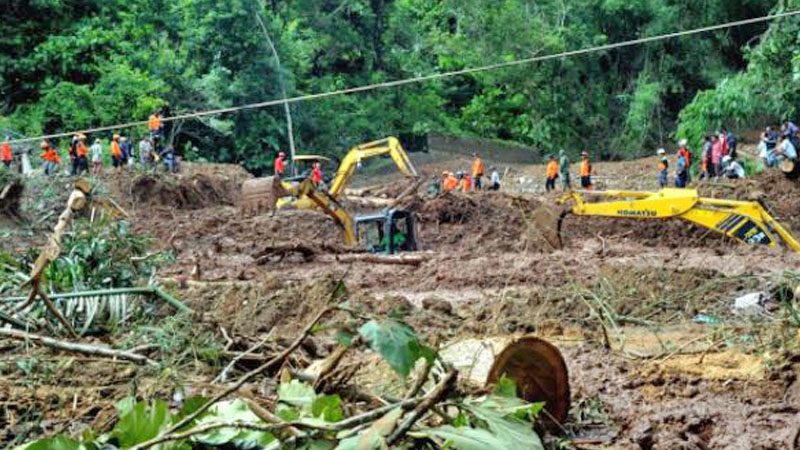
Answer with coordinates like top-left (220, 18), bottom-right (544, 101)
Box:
top-left (0, 328), bottom-right (156, 366)
top-left (318, 253), bottom-right (430, 266)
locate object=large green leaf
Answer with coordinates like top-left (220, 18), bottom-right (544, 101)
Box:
top-left (462, 404), bottom-right (544, 450)
top-left (17, 436), bottom-right (80, 450)
top-left (311, 394), bottom-right (344, 422)
top-left (110, 399), bottom-right (172, 448)
top-left (278, 380), bottom-right (317, 409)
top-left (191, 399), bottom-right (275, 449)
top-left (358, 319), bottom-right (434, 378)
top-left (415, 425), bottom-right (517, 450)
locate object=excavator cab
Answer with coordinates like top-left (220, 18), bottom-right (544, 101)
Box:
top-left (285, 155), bottom-right (337, 183)
top-left (355, 209), bottom-right (418, 255)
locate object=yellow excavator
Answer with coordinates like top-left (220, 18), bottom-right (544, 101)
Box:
top-left (552, 188), bottom-right (800, 252)
top-left (240, 136), bottom-right (418, 213)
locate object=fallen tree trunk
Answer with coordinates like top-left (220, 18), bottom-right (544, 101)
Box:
top-left (318, 253), bottom-right (431, 266)
top-left (0, 328), bottom-right (156, 366)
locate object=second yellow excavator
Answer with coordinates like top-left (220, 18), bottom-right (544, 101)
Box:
top-left (240, 136), bottom-right (418, 214)
top-left (549, 189), bottom-right (800, 252)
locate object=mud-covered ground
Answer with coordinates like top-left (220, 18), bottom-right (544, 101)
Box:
top-left (3, 158), bottom-right (800, 449)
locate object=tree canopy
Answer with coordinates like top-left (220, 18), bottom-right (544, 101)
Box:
top-left (0, 0), bottom-right (785, 171)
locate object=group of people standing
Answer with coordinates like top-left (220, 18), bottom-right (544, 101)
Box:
top-left (545, 150), bottom-right (592, 192)
top-left (758, 122), bottom-right (798, 169)
top-left (432, 153), bottom-right (501, 196)
top-left (0, 110), bottom-right (178, 177)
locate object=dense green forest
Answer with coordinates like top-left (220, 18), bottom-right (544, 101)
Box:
top-left (1, 0), bottom-right (797, 172)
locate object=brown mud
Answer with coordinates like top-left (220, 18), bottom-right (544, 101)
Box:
top-left (4, 162), bottom-right (800, 448)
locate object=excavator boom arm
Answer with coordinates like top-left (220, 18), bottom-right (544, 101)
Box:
top-left (559, 189), bottom-right (800, 252)
top-left (328, 137), bottom-right (418, 196)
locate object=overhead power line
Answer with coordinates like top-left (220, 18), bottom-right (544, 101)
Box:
top-left (10, 9), bottom-right (800, 145)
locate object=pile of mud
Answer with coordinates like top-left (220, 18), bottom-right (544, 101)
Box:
top-left (416, 192), bottom-right (555, 252)
top-left (110, 163), bottom-right (252, 210)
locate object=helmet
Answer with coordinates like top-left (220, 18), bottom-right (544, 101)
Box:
top-left (581, 151), bottom-right (589, 157)
top-left (678, 139), bottom-right (688, 147)
top-left (657, 148), bottom-right (666, 155)
top-left (113, 134), bottom-right (120, 140)
top-left (722, 155), bottom-right (732, 163)
top-left (40, 141), bottom-right (48, 149)
top-left (279, 151), bottom-right (286, 157)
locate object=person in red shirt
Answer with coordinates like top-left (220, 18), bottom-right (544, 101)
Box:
top-left (1, 137), bottom-right (12, 168)
top-left (311, 161), bottom-right (323, 185)
top-left (274, 151), bottom-right (286, 177)
top-left (110, 135), bottom-right (123, 169)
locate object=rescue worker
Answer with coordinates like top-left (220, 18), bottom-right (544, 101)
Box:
top-left (471, 152), bottom-right (485, 190)
top-left (110, 135), bottom-right (123, 169)
top-left (91, 138), bottom-right (104, 175)
top-left (545, 154), bottom-right (559, 192)
top-left (675, 149), bottom-right (688, 188)
top-left (677, 139), bottom-right (692, 182)
top-left (558, 150), bottom-right (571, 191)
top-left (274, 151), bottom-right (286, 177)
top-left (75, 134), bottom-right (89, 175)
top-left (148, 111), bottom-right (163, 141)
top-left (40, 140), bottom-right (60, 176)
top-left (69, 134), bottom-right (79, 175)
top-left (311, 161), bottom-right (323, 186)
top-left (160, 144), bottom-right (176, 173)
top-left (442, 171), bottom-right (458, 192)
top-left (460, 172), bottom-right (473, 193)
top-left (1, 137), bottom-right (12, 168)
top-left (489, 167), bottom-right (501, 191)
top-left (657, 148), bottom-right (669, 188)
top-left (579, 151), bottom-right (592, 189)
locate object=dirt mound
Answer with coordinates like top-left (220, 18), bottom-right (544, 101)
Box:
top-left (416, 192), bottom-right (555, 252)
top-left (128, 172), bottom-right (240, 209)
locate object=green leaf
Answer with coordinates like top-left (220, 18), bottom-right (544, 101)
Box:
top-left (336, 330), bottom-right (355, 347)
top-left (462, 404), bottom-right (544, 450)
top-left (415, 425), bottom-right (518, 450)
top-left (17, 436), bottom-right (80, 450)
top-left (358, 319), bottom-right (433, 378)
top-left (492, 375), bottom-right (518, 398)
top-left (111, 400), bottom-right (172, 447)
top-left (278, 380), bottom-right (317, 409)
top-left (175, 396), bottom-right (210, 425)
top-left (311, 394), bottom-right (344, 422)
top-left (191, 399), bottom-right (275, 449)
top-left (334, 408), bottom-right (402, 450)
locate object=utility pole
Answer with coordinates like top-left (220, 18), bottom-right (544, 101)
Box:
top-left (254, 11), bottom-right (297, 175)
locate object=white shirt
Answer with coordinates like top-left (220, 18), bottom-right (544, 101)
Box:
top-left (491, 170), bottom-right (501, 184)
top-left (781, 139), bottom-right (798, 159)
top-left (727, 161), bottom-right (745, 178)
top-left (90, 143), bottom-right (103, 162)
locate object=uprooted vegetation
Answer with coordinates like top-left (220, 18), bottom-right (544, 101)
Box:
top-left (4, 164), bottom-right (800, 449)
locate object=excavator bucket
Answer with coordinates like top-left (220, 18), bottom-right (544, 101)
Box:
top-left (240, 176), bottom-right (290, 216)
top-left (528, 203), bottom-right (565, 250)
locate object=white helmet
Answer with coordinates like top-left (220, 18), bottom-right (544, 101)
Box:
top-left (722, 155), bottom-right (732, 163)
top-left (657, 148), bottom-right (666, 155)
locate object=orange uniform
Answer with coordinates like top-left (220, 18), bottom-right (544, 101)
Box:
top-left (148, 114), bottom-right (161, 131)
top-left (1, 143), bottom-right (12, 162)
top-left (580, 159), bottom-right (591, 177)
top-left (111, 140), bottom-right (122, 157)
top-left (443, 175), bottom-right (458, 191)
top-left (42, 147), bottom-right (60, 163)
top-left (311, 165), bottom-right (323, 185)
top-left (76, 141), bottom-right (88, 157)
top-left (471, 157), bottom-right (485, 178)
top-left (546, 160), bottom-right (559, 179)
top-left (274, 155), bottom-right (286, 175)
top-left (460, 176), bottom-right (472, 193)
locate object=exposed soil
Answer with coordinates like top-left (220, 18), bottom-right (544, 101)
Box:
top-left (4, 157), bottom-right (800, 449)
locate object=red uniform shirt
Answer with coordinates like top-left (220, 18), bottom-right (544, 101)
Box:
top-left (274, 156), bottom-right (285, 175)
top-left (311, 166), bottom-right (323, 185)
